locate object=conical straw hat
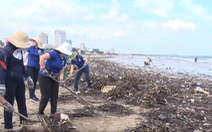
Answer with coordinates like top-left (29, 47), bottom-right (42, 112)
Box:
top-left (29, 37), bottom-right (44, 49)
top-left (7, 31), bottom-right (30, 49)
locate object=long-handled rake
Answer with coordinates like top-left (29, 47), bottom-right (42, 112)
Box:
top-left (50, 75), bottom-right (96, 110)
top-left (0, 103), bottom-right (52, 131)
top-left (48, 59), bottom-right (96, 109)
top-left (0, 103), bottom-right (41, 123)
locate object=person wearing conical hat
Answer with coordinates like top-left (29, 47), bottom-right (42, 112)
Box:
top-left (38, 42), bottom-right (72, 116)
top-left (69, 52), bottom-right (92, 94)
top-left (23, 37), bottom-right (45, 103)
top-left (0, 31), bottom-right (34, 131)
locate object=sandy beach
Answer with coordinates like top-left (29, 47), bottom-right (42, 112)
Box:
top-left (0, 58), bottom-right (212, 132)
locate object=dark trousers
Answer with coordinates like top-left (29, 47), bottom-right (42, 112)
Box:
top-left (27, 66), bottom-right (40, 98)
top-left (74, 67), bottom-right (92, 91)
top-left (38, 73), bottom-right (59, 114)
top-left (4, 79), bottom-right (28, 129)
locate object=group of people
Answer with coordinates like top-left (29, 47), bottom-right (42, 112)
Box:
top-left (0, 30), bottom-right (92, 131)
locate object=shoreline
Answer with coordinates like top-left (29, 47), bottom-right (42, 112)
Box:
top-left (95, 55), bottom-right (212, 81)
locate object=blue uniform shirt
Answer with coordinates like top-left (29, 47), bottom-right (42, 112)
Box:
top-left (26, 46), bottom-right (44, 68)
top-left (39, 51), bottom-right (66, 77)
top-left (71, 55), bottom-right (88, 69)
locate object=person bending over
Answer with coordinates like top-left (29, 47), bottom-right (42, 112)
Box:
top-left (38, 42), bottom-right (72, 116)
top-left (69, 52), bottom-right (92, 94)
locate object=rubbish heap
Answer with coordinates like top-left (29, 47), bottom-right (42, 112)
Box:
top-left (41, 113), bottom-right (78, 132)
top-left (70, 59), bottom-right (212, 132)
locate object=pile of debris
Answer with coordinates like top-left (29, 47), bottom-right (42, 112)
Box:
top-left (96, 103), bottom-right (133, 116)
top-left (65, 59), bottom-right (212, 131)
top-left (42, 113), bottom-right (78, 132)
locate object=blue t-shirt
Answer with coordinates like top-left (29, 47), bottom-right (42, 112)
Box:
top-left (26, 46), bottom-right (44, 68)
top-left (39, 51), bottom-right (66, 77)
top-left (71, 55), bottom-right (88, 69)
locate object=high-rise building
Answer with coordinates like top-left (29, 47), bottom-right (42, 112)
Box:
top-left (39, 31), bottom-right (48, 44)
top-left (66, 39), bottom-right (72, 45)
top-left (111, 47), bottom-right (115, 54)
top-left (80, 43), bottom-right (85, 51)
top-left (54, 29), bottom-right (66, 47)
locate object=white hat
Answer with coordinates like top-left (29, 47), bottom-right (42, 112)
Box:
top-left (7, 31), bottom-right (30, 49)
top-left (55, 42), bottom-right (72, 55)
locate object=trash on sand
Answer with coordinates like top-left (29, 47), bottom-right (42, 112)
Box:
top-left (158, 114), bottom-right (167, 120)
top-left (194, 88), bottom-right (209, 95)
top-left (101, 85), bottom-right (116, 93)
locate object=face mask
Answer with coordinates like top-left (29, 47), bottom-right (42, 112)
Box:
top-left (31, 41), bottom-right (37, 46)
top-left (13, 48), bottom-right (24, 60)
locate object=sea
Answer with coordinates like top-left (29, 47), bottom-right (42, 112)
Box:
top-left (106, 55), bottom-right (212, 80)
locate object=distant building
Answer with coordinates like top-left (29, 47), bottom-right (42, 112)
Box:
top-left (104, 50), bottom-right (110, 54)
top-left (43, 44), bottom-right (54, 49)
top-left (80, 43), bottom-right (85, 51)
top-left (85, 47), bottom-right (89, 51)
top-left (66, 39), bottom-right (72, 45)
top-left (111, 47), bottom-right (115, 54)
top-left (39, 31), bottom-right (48, 44)
top-left (54, 29), bottom-right (66, 47)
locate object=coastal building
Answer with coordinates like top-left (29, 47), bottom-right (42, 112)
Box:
top-left (85, 47), bottom-right (89, 51)
top-left (111, 47), bottom-right (115, 54)
top-left (54, 29), bottom-right (66, 47)
top-left (80, 43), bottom-right (85, 51)
top-left (43, 44), bottom-right (54, 49)
top-left (104, 50), bottom-right (110, 54)
top-left (39, 31), bottom-right (48, 44)
top-left (66, 39), bottom-right (72, 45)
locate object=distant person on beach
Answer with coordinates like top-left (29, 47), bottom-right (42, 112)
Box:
top-left (69, 52), bottom-right (92, 94)
top-left (144, 61), bottom-right (150, 66)
top-left (148, 57), bottom-right (153, 64)
top-left (23, 37), bottom-right (44, 103)
top-left (195, 57), bottom-right (197, 63)
top-left (38, 42), bottom-right (72, 116)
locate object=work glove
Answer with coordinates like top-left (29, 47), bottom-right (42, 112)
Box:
top-left (41, 68), bottom-right (49, 76)
top-left (3, 102), bottom-right (14, 112)
top-left (59, 80), bottom-right (66, 87)
top-left (26, 76), bottom-right (34, 89)
top-left (0, 84), bottom-right (6, 96)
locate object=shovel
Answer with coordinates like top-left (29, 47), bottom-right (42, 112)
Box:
top-left (0, 103), bottom-right (41, 123)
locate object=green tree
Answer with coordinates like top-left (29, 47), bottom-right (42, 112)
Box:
top-left (72, 47), bottom-right (78, 52)
top-left (0, 40), bottom-right (4, 47)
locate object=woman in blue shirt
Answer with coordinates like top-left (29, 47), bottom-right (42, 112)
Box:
top-left (38, 42), bottom-right (72, 115)
top-left (23, 37), bottom-right (44, 103)
top-left (69, 52), bottom-right (92, 94)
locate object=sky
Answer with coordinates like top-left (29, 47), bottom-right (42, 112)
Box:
top-left (0, 0), bottom-right (212, 56)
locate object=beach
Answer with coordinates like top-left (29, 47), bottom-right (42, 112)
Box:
top-left (0, 57), bottom-right (212, 132)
